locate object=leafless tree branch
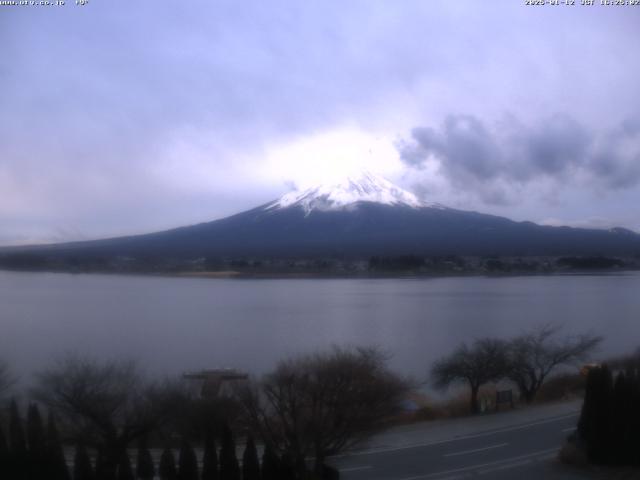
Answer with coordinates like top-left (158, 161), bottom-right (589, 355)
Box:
top-left (236, 346), bottom-right (410, 476)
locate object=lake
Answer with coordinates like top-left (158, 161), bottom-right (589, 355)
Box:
top-left (1, 270), bottom-right (639, 385)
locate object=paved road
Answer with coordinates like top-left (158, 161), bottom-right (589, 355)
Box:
top-left (329, 403), bottom-right (587, 479)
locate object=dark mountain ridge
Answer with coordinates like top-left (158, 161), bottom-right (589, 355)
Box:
top-left (2, 202), bottom-right (639, 260)
top-left (1, 173), bottom-right (639, 271)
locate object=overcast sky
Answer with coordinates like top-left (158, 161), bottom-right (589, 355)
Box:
top-left (2, 0), bottom-right (639, 245)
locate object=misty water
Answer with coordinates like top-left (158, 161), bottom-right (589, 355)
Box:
top-left (2, 270), bottom-right (639, 384)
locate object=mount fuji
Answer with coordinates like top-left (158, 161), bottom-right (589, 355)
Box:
top-left (266, 172), bottom-right (433, 213)
top-left (2, 172), bottom-right (640, 269)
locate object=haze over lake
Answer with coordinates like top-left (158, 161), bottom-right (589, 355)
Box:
top-left (2, 271), bottom-right (638, 383)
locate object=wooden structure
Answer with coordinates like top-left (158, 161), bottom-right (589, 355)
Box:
top-left (183, 368), bottom-right (248, 398)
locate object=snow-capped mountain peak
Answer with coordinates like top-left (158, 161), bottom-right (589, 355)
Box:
top-left (266, 171), bottom-right (436, 214)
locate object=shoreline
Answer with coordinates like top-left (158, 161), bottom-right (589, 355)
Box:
top-left (1, 266), bottom-right (638, 281)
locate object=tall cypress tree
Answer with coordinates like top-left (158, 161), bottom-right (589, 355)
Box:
top-left (321, 464), bottom-right (340, 480)
top-left (178, 439), bottom-right (198, 480)
top-left (595, 366), bottom-right (614, 464)
top-left (219, 424), bottom-right (240, 480)
top-left (95, 448), bottom-right (112, 480)
top-left (9, 399), bottom-right (27, 455)
top-left (242, 435), bottom-right (260, 480)
top-left (578, 365), bottom-right (614, 464)
top-left (27, 404), bottom-right (46, 453)
top-left (117, 452), bottom-right (135, 480)
top-left (0, 425), bottom-right (10, 480)
top-left (159, 448), bottom-right (178, 480)
top-left (632, 369), bottom-right (640, 466)
top-left (135, 436), bottom-right (155, 480)
top-left (9, 399), bottom-right (27, 480)
top-left (621, 367), bottom-right (640, 465)
top-left (578, 367), bottom-right (596, 441)
top-left (201, 431), bottom-right (218, 480)
top-left (27, 403), bottom-right (47, 479)
top-left (260, 444), bottom-right (280, 480)
top-left (611, 372), bottom-right (633, 464)
top-left (633, 369), bottom-right (640, 467)
top-left (74, 444), bottom-right (95, 480)
top-left (46, 411), bottom-right (71, 480)
top-left (279, 452), bottom-right (296, 480)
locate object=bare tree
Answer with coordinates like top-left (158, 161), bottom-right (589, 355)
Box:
top-left (431, 338), bottom-right (509, 414)
top-left (237, 346), bottom-right (410, 476)
top-left (33, 354), bottom-right (181, 480)
top-left (506, 325), bottom-right (602, 403)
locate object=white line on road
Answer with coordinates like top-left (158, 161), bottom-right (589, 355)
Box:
top-left (340, 465), bottom-right (372, 473)
top-left (443, 442), bottom-right (508, 457)
top-left (396, 447), bottom-right (559, 480)
top-left (561, 427), bottom-right (576, 432)
top-left (332, 412), bottom-right (578, 459)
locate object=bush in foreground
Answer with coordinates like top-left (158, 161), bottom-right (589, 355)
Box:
top-left (576, 365), bottom-right (640, 466)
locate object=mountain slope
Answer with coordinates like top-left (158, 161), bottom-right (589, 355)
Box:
top-left (2, 173), bottom-right (640, 263)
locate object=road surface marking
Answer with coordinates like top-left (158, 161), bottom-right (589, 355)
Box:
top-left (340, 465), bottom-right (372, 472)
top-left (332, 412), bottom-right (578, 458)
top-left (443, 442), bottom-right (508, 457)
top-left (396, 447), bottom-right (559, 480)
top-left (562, 427), bottom-right (576, 432)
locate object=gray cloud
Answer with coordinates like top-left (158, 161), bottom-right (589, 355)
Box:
top-left (399, 114), bottom-right (640, 205)
top-left (588, 120), bottom-right (640, 189)
top-left (518, 115), bottom-right (590, 178)
top-left (405, 115), bottom-right (503, 180)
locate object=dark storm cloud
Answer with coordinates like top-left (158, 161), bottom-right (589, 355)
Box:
top-left (399, 114), bottom-right (640, 204)
top-left (588, 119), bottom-right (640, 189)
top-left (404, 115), bottom-right (503, 181)
top-left (518, 115), bottom-right (591, 177)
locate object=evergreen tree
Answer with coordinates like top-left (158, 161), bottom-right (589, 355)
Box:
top-left (219, 425), bottom-right (240, 480)
top-left (594, 366), bottom-right (614, 464)
top-left (117, 452), bottom-right (135, 480)
top-left (279, 452), bottom-right (295, 480)
top-left (242, 435), bottom-right (260, 480)
top-left (611, 372), bottom-right (633, 464)
top-left (632, 369), bottom-right (640, 466)
top-left (9, 399), bottom-right (27, 455)
top-left (135, 436), bottom-right (155, 480)
top-left (9, 399), bottom-right (28, 480)
top-left (201, 430), bottom-right (218, 480)
top-left (95, 449), bottom-right (111, 480)
top-left (0, 425), bottom-right (10, 479)
top-left (27, 403), bottom-right (47, 454)
top-left (321, 464), bottom-right (340, 480)
top-left (260, 444), bottom-right (280, 480)
top-left (27, 403), bottom-right (47, 478)
top-left (46, 411), bottom-right (71, 480)
top-left (622, 367), bottom-right (640, 466)
top-left (178, 439), bottom-right (198, 480)
top-left (159, 448), bottom-right (178, 480)
top-left (74, 444), bottom-right (95, 480)
top-left (578, 365), bottom-right (614, 464)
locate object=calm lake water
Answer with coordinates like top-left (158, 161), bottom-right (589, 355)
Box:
top-left (1, 270), bottom-right (639, 383)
